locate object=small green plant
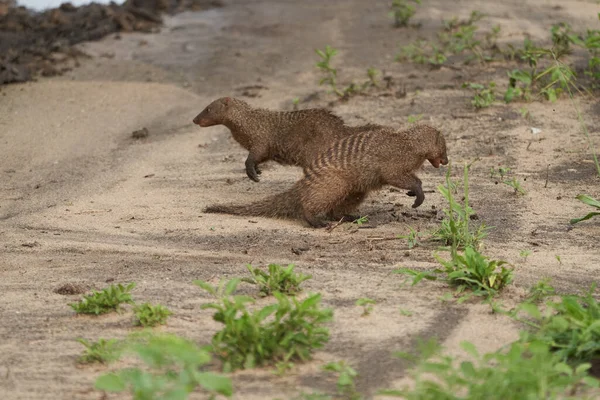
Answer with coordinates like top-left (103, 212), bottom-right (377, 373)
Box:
top-left (389, 0), bottom-right (421, 28)
top-left (399, 308), bottom-right (413, 317)
top-left (133, 303), bottom-right (172, 327)
top-left (570, 194), bottom-right (600, 224)
top-left (77, 338), bottom-right (123, 364)
top-left (519, 249), bottom-right (532, 261)
top-left (315, 45), bottom-right (343, 97)
top-left (517, 285), bottom-right (600, 366)
top-left (379, 337), bottom-right (599, 398)
top-left (355, 298), bottom-right (376, 316)
top-left (323, 361), bottom-right (361, 400)
top-left (242, 264), bottom-right (312, 297)
top-left (490, 167), bottom-right (526, 195)
top-left (70, 283), bottom-right (135, 315)
top-left (292, 97), bottom-right (300, 110)
top-left (432, 162), bottom-right (489, 250)
top-left (435, 246), bottom-right (514, 302)
top-left (526, 278), bottom-right (556, 304)
top-left (462, 82), bottom-right (496, 108)
top-left (195, 278), bottom-right (333, 372)
top-left (397, 40), bottom-right (447, 65)
top-left (407, 114), bottom-right (423, 124)
top-left (555, 255), bottom-right (562, 265)
top-left (366, 67), bottom-right (379, 87)
top-left (352, 215), bottom-right (369, 226)
top-left (397, 226), bottom-right (423, 249)
top-left (95, 332), bottom-right (232, 399)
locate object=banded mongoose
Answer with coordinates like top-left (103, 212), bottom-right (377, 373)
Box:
top-left (192, 97), bottom-right (382, 182)
top-left (204, 124), bottom-right (449, 228)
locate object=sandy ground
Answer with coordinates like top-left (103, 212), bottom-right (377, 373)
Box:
top-left (1, 0), bottom-right (599, 399)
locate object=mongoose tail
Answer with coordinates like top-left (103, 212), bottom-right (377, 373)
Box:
top-left (203, 183), bottom-right (304, 220)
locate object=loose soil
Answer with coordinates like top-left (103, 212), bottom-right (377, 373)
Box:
top-left (0, 0), bottom-right (599, 399)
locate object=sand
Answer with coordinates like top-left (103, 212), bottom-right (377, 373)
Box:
top-left (0, 0), bottom-right (599, 399)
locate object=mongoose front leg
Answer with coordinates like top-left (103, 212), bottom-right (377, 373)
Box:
top-left (388, 174), bottom-right (424, 208)
top-left (244, 150), bottom-right (269, 182)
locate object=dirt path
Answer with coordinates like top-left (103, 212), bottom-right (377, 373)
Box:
top-left (1, 0), bottom-right (599, 399)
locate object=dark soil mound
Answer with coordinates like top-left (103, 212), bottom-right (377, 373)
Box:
top-left (0, 0), bottom-right (222, 85)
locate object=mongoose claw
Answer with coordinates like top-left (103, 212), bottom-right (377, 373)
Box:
top-left (411, 193), bottom-right (425, 208)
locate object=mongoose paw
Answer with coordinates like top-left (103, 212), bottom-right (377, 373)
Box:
top-left (411, 194), bottom-right (425, 209)
top-left (246, 168), bottom-right (261, 182)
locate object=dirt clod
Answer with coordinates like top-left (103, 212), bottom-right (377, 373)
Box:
top-left (54, 283), bottom-right (88, 295)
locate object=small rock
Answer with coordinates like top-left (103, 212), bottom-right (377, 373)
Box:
top-left (132, 127), bottom-right (149, 139)
top-left (530, 127), bottom-right (542, 135)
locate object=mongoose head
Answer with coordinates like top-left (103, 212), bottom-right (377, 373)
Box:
top-left (193, 97), bottom-right (237, 127)
top-left (427, 128), bottom-right (449, 168)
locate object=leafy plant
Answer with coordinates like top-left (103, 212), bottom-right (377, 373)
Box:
top-left (242, 264), bottom-right (312, 297)
top-left (526, 278), bottom-right (556, 304)
top-left (432, 162), bottom-right (489, 250)
top-left (407, 114), bottom-right (423, 124)
top-left (133, 303), bottom-right (172, 327)
top-left (195, 278), bottom-right (333, 372)
top-left (389, 0), bottom-right (421, 28)
top-left (379, 337), bottom-right (599, 399)
top-left (315, 45), bottom-right (343, 97)
top-left (323, 361), bottom-right (361, 400)
top-left (517, 285), bottom-right (600, 366)
top-left (519, 249), bottom-right (532, 261)
top-left (95, 332), bottom-right (232, 399)
top-left (397, 226), bottom-right (423, 249)
top-left (78, 338), bottom-right (123, 364)
top-left (70, 283), bottom-right (135, 315)
top-left (490, 166), bottom-right (526, 195)
top-left (355, 298), bottom-right (376, 316)
top-left (352, 215), bottom-right (369, 226)
top-left (462, 82), bottom-right (496, 108)
top-left (570, 194), bottom-right (600, 224)
top-left (435, 246), bottom-right (514, 302)
top-left (366, 67), bottom-right (379, 87)
top-left (396, 40), bottom-right (447, 65)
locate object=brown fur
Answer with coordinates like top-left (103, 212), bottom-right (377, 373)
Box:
top-left (192, 97), bottom-right (382, 182)
top-left (204, 124), bottom-right (449, 227)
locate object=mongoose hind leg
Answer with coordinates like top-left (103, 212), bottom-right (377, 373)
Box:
top-left (327, 192), bottom-right (367, 221)
top-left (387, 174), bottom-right (424, 208)
top-left (302, 175), bottom-right (352, 228)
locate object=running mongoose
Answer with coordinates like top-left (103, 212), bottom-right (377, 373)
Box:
top-left (192, 97), bottom-right (382, 182)
top-left (204, 124), bottom-right (449, 227)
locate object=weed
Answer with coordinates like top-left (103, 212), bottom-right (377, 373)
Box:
top-left (379, 337), bottom-right (599, 398)
top-left (389, 0), bottom-right (421, 28)
top-left (462, 82), bottom-right (496, 108)
top-left (355, 298), bottom-right (376, 316)
top-left (490, 167), bottom-right (526, 195)
top-left (70, 283), bottom-right (135, 315)
top-left (366, 67), bottom-right (379, 87)
top-left (517, 285), bottom-right (600, 366)
top-left (352, 215), bottom-right (369, 226)
top-left (526, 278), bottom-right (556, 304)
top-left (77, 338), bottom-right (122, 364)
top-left (292, 97), bottom-right (300, 110)
top-left (570, 194), bottom-right (600, 224)
top-left (323, 361), bottom-right (361, 400)
top-left (195, 278), bottom-right (333, 372)
top-left (399, 308), bottom-right (413, 317)
top-left (519, 249), bottom-right (532, 261)
top-left (397, 226), bottom-right (423, 249)
top-left (95, 332), bottom-right (232, 399)
top-left (556, 255), bottom-right (563, 265)
top-left (133, 303), bottom-right (172, 327)
top-left (315, 45), bottom-right (343, 97)
top-left (396, 40), bottom-right (446, 66)
top-left (407, 114), bottom-right (423, 124)
top-left (242, 263), bottom-right (312, 297)
top-left (432, 162), bottom-right (489, 250)
top-left (435, 246), bottom-right (514, 302)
